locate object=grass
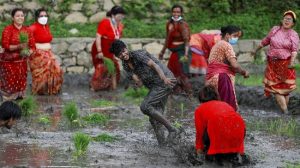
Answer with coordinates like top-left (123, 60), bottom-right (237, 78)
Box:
top-left (82, 113), bottom-right (109, 125)
top-left (19, 96), bottom-right (38, 117)
top-left (92, 133), bottom-right (118, 142)
top-left (63, 102), bottom-right (79, 123)
top-left (247, 118), bottom-right (300, 138)
top-left (73, 132), bottom-right (91, 157)
top-left (38, 116), bottom-right (51, 125)
top-left (90, 99), bottom-right (116, 107)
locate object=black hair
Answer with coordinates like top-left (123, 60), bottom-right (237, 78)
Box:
top-left (198, 85), bottom-right (220, 103)
top-left (220, 25), bottom-right (241, 38)
top-left (35, 8), bottom-right (48, 21)
top-left (171, 4), bottom-right (184, 13)
top-left (11, 8), bottom-right (24, 17)
top-left (110, 39), bottom-right (127, 57)
top-left (0, 101), bottom-right (22, 121)
top-left (106, 5), bottom-right (126, 17)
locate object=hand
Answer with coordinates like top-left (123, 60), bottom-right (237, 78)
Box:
top-left (18, 43), bottom-right (28, 50)
top-left (179, 55), bottom-right (188, 62)
top-left (158, 51), bottom-right (164, 60)
top-left (243, 70), bottom-right (250, 78)
top-left (163, 77), bottom-right (177, 87)
top-left (96, 52), bottom-right (103, 59)
top-left (288, 61), bottom-right (295, 69)
top-left (135, 79), bottom-right (143, 87)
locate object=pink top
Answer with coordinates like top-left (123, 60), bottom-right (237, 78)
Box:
top-left (261, 26), bottom-right (299, 59)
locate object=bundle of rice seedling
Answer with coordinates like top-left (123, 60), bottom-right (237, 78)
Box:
top-left (63, 102), bottom-right (79, 123)
top-left (82, 113), bottom-right (109, 125)
top-left (73, 132), bottom-right (91, 156)
top-left (103, 57), bottom-right (115, 75)
top-left (19, 32), bottom-right (30, 57)
top-left (92, 133), bottom-right (118, 142)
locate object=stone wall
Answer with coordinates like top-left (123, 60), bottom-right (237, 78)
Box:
top-left (50, 38), bottom-right (288, 74)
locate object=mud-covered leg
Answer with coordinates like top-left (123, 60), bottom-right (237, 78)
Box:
top-left (149, 118), bottom-right (165, 145)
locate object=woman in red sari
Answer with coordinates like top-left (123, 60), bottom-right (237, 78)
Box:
top-left (0, 8), bottom-right (35, 101)
top-left (159, 4), bottom-right (192, 95)
top-left (255, 11), bottom-right (299, 114)
top-left (29, 8), bottom-right (63, 95)
top-left (205, 25), bottom-right (249, 111)
top-left (195, 85), bottom-right (246, 165)
top-left (90, 6), bottom-right (125, 91)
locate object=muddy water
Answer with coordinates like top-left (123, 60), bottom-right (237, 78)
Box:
top-left (0, 80), bottom-right (299, 167)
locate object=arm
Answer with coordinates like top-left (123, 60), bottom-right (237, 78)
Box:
top-left (159, 21), bottom-right (170, 60)
top-left (180, 21), bottom-right (190, 58)
top-left (288, 32), bottom-right (300, 68)
top-left (1, 27), bottom-right (23, 51)
top-left (95, 33), bottom-right (103, 59)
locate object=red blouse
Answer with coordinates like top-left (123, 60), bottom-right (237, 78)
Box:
top-left (97, 18), bottom-right (123, 40)
top-left (166, 20), bottom-right (190, 48)
top-left (1, 24), bottom-right (35, 51)
top-left (29, 22), bottom-right (53, 43)
top-left (194, 100), bottom-right (245, 155)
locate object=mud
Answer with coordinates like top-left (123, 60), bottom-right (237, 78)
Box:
top-left (0, 74), bottom-right (299, 167)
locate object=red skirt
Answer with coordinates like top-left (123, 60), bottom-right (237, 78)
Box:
top-left (189, 52), bottom-right (207, 74)
top-left (264, 58), bottom-right (296, 96)
top-left (90, 39), bottom-right (120, 91)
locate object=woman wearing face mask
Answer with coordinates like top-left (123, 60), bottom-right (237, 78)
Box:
top-left (159, 4), bottom-right (192, 97)
top-left (90, 5), bottom-right (125, 91)
top-left (254, 11), bottom-right (299, 114)
top-left (0, 8), bottom-right (35, 101)
top-left (28, 8), bottom-right (63, 95)
top-left (205, 25), bottom-right (249, 111)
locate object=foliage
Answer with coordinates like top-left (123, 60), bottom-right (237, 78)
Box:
top-left (173, 120), bottom-right (183, 129)
top-left (124, 86), bottom-right (149, 98)
top-left (90, 99), bottom-right (116, 107)
top-left (82, 113), bottom-right (109, 125)
top-left (92, 133), bottom-right (118, 142)
top-left (103, 58), bottom-right (115, 75)
top-left (73, 132), bottom-right (91, 157)
top-left (38, 116), bottom-right (51, 125)
top-left (19, 32), bottom-right (28, 43)
top-left (63, 102), bottom-right (79, 123)
top-left (19, 96), bottom-right (38, 117)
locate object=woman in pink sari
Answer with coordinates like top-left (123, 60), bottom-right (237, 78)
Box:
top-left (205, 25), bottom-right (249, 111)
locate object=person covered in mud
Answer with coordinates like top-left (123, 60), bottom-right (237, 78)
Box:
top-left (194, 85), bottom-right (248, 166)
top-left (110, 40), bottom-right (179, 145)
top-left (0, 101), bottom-right (21, 129)
top-left (254, 10), bottom-right (299, 114)
top-left (205, 25), bottom-right (249, 111)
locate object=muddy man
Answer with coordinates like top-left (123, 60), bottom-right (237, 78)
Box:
top-left (110, 40), bottom-right (179, 145)
top-left (0, 101), bottom-right (21, 129)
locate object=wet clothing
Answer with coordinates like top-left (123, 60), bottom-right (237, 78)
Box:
top-left (29, 22), bottom-right (63, 95)
top-left (90, 18), bottom-right (123, 90)
top-left (194, 100), bottom-right (245, 155)
top-left (261, 26), bottom-right (298, 96)
top-left (0, 24), bottom-right (35, 100)
top-left (205, 40), bottom-right (238, 111)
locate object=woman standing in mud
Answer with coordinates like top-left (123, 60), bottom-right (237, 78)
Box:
top-left (159, 4), bottom-right (192, 96)
top-left (255, 10), bottom-right (299, 114)
top-left (110, 40), bottom-right (179, 145)
top-left (90, 6), bottom-right (125, 91)
top-left (0, 8), bottom-right (35, 101)
top-left (205, 25), bottom-right (249, 111)
top-left (29, 8), bottom-right (63, 95)
top-left (195, 85), bottom-right (246, 165)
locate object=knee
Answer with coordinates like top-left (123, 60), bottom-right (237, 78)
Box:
top-left (140, 102), bottom-right (150, 115)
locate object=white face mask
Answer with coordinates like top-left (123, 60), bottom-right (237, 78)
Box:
top-left (38, 16), bottom-right (48, 25)
top-left (171, 16), bottom-right (182, 22)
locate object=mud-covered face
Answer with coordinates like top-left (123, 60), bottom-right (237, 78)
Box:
top-left (0, 118), bottom-right (16, 129)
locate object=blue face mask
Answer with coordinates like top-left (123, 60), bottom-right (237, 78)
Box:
top-left (229, 37), bottom-right (239, 45)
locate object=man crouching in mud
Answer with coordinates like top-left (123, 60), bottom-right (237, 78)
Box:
top-left (110, 40), bottom-right (179, 145)
top-left (0, 101), bottom-right (21, 129)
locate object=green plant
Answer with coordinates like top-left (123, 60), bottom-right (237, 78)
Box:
top-left (63, 102), bottom-right (79, 123)
top-left (124, 86), bottom-right (149, 98)
top-left (19, 32), bottom-right (30, 57)
top-left (90, 99), bottom-right (116, 107)
top-left (173, 120), bottom-right (183, 129)
top-left (38, 116), bottom-right (51, 125)
top-left (103, 58), bottom-right (115, 75)
top-left (92, 133), bottom-right (118, 142)
top-left (73, 132), bottom-right (91, 157)
top-left (82, 113), bottom-right (109, 125)
top-left (19, 96), bottom-right (37, 117)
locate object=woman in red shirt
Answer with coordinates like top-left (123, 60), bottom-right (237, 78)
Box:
top-left (29, 8), bottom-right (63, 95)
top-left (159, 4), bottom-right (192, 96)
top-left (0, 8), bottom-right (35, 101)
top-left (90, 6), bottom-right (125, 91)
top-left (194, 85), bottom-right (246, 165)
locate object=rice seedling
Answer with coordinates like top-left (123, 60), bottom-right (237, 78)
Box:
top-left (92, 133), bottom-right (118, 142)
top-left (19, 31), bottom-right (30, 57)
top-left (285, 162), bottom-right (300, 168)
top-left (173, 120), bottom-right (183, 129)
top-left (82, 113), bottom-right (109, 125)
top-left (19, 96), bottom-right (38, 117)
top-left (90, 99), bottom-right (116, 107)
top-left (124, 86), bottom-right (149, 98)
top-left (103, 57), bottom-right (115, 75)
top-left (63, 102), bottom-right (79, 123)
top-left (73, 132), bottom-right (91, 157)
top-left (294, 64), bottom-right (300, 71)
top-left (38, 116), bottom-right (51, 125)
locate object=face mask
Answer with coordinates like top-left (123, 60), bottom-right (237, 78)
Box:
top-left (111, 17), bottom-right (116, 25)
top-left (171, 16), bottom-right (182, 22)
top-left (229, 37), bottom-right (238, 45)
top-left (38, 16), bottom-right (48, 25)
